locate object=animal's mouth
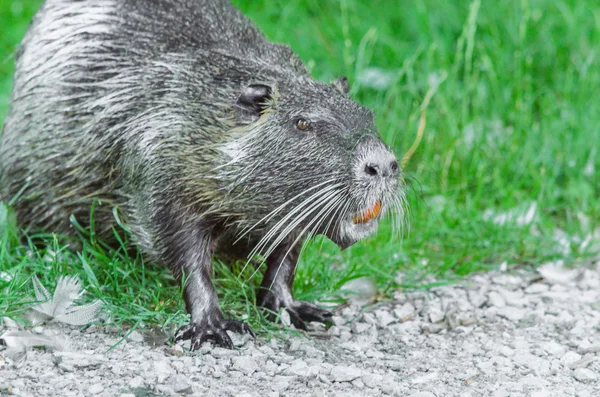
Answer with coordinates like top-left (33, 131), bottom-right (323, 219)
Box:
top-left (352, 200), bottom-right (382, 225)
top-left (331, 199), bottom-right (383, 250)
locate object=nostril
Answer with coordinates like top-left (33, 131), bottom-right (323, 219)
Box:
top-left (364, 163), bottom-right (379, 176)
top-left (390, 160), bottom-right (399, 174)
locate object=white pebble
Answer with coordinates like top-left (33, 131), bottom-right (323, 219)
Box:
top-left (572, 368), bottom-right (598, 382)
top-left (88, 384), bottom-right (104, 394)
top-left (330, 365), bottom-right (362, 382)
top-left (232, 356), bottom-right (258, 376)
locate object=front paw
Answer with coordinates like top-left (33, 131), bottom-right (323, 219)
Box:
top-left (175, 317), bottom-right (255, 350)
top-left (259, 295), bottom-right (332, 330)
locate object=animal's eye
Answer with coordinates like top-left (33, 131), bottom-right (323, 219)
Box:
top-left (295, 118), bottom-right (310, 131)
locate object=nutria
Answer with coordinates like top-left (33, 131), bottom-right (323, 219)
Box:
top-left (0, 0), bottom-right (403, 349)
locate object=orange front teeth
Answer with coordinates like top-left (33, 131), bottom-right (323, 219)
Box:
top-left (353, 200), bottom-right (382, 224)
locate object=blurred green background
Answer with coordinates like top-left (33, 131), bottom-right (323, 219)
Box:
top-left (1, 0), bottom-right (599, 328)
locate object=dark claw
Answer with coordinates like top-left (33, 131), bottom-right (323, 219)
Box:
top-left (224, 319), bottom-right (257, 338)
top-left (287, 308), bottom-right (307, 331)
top-left (260, 297), bottom-right (333, 330)
top-left (175, 319), bottom-right (255, 350)
top-left (292, 301), bottom-right (333, 324)
top-left (174, 323), bottom-right (197, 342)
top-left (212, 328), bottom-right (234, 350)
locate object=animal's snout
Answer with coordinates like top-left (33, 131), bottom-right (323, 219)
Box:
top-left (363, 159), bottom-right (399, 178)
top-left (356, 138), bottom-right (400, 180)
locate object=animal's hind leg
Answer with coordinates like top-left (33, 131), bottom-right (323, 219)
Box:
top-left (257, 244), bottom-right (332, 330)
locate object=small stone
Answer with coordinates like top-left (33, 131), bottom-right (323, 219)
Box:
top-left (351, 322), bottom-right (372, 334)
top-left (361, 373), bottom-right (383, 388)
top-left (483, 306), bottom-right (497, 321)
top-left (380, 376), bottom-right (396, 395)
top-left (270, 375), bottom-right (294, 392)
top-left (155, 385), bottom-right (176, 395)
top-left (154, 360), bottom-right (173, 383)
top-left (496, 307), bottom-right (525, 322)
top-left (468, 289), bottom-right (487, 308)
top-left (487, 291), bottom-right (506, 307)
top-left (537, 261), bottom-right (578, 285)
top-left (88, 384), bottom-right (104, 394)
top-left (318, 374), bottom-right (331, 385)
top-left (362, 312), bottom-right (378, 325)
top-left (568, 356), bottom-right (597, 370)
top-left (412, 372), bottom-right (438, 384)
top-left (459, 314), bottom-right (477, 326)
top-left (409, 393), bottom-right (436, 397)
top-left (498, 345), bottom-right (515, 357)
top-left (499, 289), bottom-right (526, 307)
top-left (120, 394), bottom-right (136, 397)
top-left (288, 339), bottom-right (302, 351)
top-left (423, 323), bottom-right (445, 334)
top-left (285, 360), bottom-right (312, 377)
top-left (127, 330), bottom-right (144, 342)
top-left (129, 376), bottom-right (144, 388)
top-left (572, 368), bottom-right (597, 382)
top-left (165, 346), bottom-right (184, 357)
top-left (428, 307), bottom-right (445, 324)
top-left (375, 310), bottom-right (396, 327)
top-left (391, 320), bottom-right (421, 335)
top-left (492, 274), bottom-right (524, 289)
top-left (232, 356), bottom-right (258, 376)
top-left (540, 341), bottom-right (566, 357)
top-left (394, 303), bottom-right (415, 321)
top-left (318, 363), bottom-right (333, 376)
top-left (330, 365), bottom-right (362, 382)
top-left (211, 347), bottom-right (239, 358)
top-left (577, 339), bottom-right (600, 354)
top-left (365, 349), bottom-right (384, 359)
top-left (351, 378), bottom-right (365, 389)
top-left (560, 351), bottom-right (582, 366)
top-left (170, 374), bottom-right (192, 394)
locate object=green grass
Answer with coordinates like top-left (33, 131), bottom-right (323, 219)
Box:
top-left (1, 0), bottom-right (599, 332)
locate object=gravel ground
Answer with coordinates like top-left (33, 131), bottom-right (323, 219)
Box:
top-left (1, 261), bottom-right (599, 397)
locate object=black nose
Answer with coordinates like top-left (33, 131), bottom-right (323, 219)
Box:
top-left (363, 160), bottom-right (399, 178)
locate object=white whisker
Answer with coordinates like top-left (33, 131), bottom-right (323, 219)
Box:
top-left (239, 182), bottom-right (342, 278)
top-left (265, 191), bottom-right (344, 289)
top-left (234, 177), bottom-right (339, 244)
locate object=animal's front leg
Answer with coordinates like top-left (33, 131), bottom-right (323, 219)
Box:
top-left (174, 265), bottom-right (254, 349)
top-left (257, 244), bottom-right (332, 330)
top-left (161, 219), bottom-right (254, 349)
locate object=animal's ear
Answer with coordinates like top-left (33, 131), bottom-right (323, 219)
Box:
top-left (235, 83), bottom-right (273, 121)
top-left (332, 76), bottom-right (350, 95)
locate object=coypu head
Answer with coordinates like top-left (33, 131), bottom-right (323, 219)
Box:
top-left (218, 74), bottom-right (404, 257)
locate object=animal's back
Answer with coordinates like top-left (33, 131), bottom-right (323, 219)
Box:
top-left (0, 0), bottom-right (298, 235)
